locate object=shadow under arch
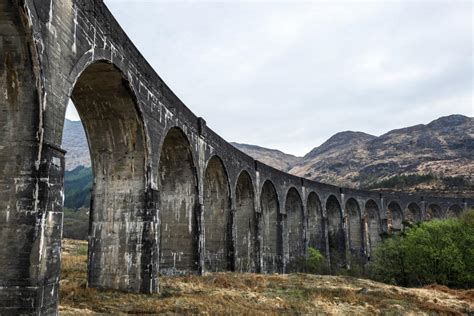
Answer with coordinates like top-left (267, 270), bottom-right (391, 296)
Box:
top-left (345, 198), bottom-right (363, 257)
top-left (447, 204), bottom-right (463, 218)
top-left (68, 60), bottom-right (149, 292)
top-left (426, 204), bottom-right (443, 220)
top-left (285, 187), bottom-right (304, 272)
top-left (234, 170), bottom-right (257, 272)
top-left (365, 199), bottom-right (381, 260)
top-left (260, 180), bottom-right (282, 273)
top-left (158, 126), bottom-right (199, 275)
top-left (326, 195), bottom-right (345, 271)
top-left (387, 201), bottom-right (403, 233)
top-left (203, 155), bottom-right (232, 272)
top-left (406, 202), bottom-right (422, 225)
top-left (307, 192), bottom-right (324, 253)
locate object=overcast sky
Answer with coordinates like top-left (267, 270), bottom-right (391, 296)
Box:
top-left (66, 0), bottom-right (473, 156)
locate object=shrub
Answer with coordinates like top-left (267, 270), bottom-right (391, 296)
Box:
top-left (367, 210), bottom-right (474, 288)
top-left (304, 247), bottom-right (328, 274)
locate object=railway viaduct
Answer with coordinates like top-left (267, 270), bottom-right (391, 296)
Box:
top-left (0, 0), bottom-right (472, 314)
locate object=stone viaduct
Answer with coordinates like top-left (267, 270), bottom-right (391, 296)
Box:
top-left (0, 0), bottom-right (472, 314)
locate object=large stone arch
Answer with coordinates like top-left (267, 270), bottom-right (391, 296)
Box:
top-left (1, 4), bottom-right (157, 309)
top-left (326, 195), bottom-right (345, 270)
top-left (446, 204), bottom-right (463, 218)
top-left (387, 201), bottom-right (403, 233)
top-left (345, 198), bottom-right (363, 257)
top-left (70, 61), bottom-right (150, 291)
top-left (203, 156), bottom-right (232, 272)
top-left (307, 192), bottom-right (324, 253)
top-left (405, 203), bottom-right (422, 225)
top-left (260, 180), bottom-right (282, 273)
top-left (365, 199), bottom-right (381, 260)
top-left (235, 170), bottom-right (256, 272)
top-left (426, 204), bottom-right (443, 220)
top-left (158, 127), bottom-right (198, 275)
top-left (285, 187), bottom-right (304, 272)
top-left (0, 3), bottom-right (68, 312)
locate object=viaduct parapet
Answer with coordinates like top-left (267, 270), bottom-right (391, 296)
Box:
top-left (0, 1), bottom-right (472, 313)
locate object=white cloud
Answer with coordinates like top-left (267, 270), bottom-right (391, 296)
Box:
top-left (66, 0), bottom-right (473, 156)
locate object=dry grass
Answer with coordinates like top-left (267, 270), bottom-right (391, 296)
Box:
top-left (59, 239), bottom-right (473, 315)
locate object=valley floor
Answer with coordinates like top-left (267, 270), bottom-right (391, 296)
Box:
top-left (60, 239), bottom-right (473, 315)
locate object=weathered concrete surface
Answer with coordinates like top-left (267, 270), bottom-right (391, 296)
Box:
top-left (158, 127), bottom-right (198, 275)
top-left (0, 0), bottom-right (473, 314)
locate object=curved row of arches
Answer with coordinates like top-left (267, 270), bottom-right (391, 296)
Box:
top-left (63, 62), bottom-right (467, 282)
top-left (155, 126), bottom-right (467, 275)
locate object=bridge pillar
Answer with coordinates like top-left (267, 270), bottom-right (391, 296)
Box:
top-left (255, 211), bottom-right (264, 273)
top-left (323, 215), bottom-right (331, 271)
top-left (421, 200), bottom-right (427, 221)
top-left (362, 214), bottom-right (370, 261)
top-left (228, 208), bottom-right (237, 272)
top-left (0, 1), bottom-right (65, 312)
top-left (280, 212), bottom-right (288, 274)
top-left (141, 188), bottom-right (160, 294)
top-left (0, 140), bottom-right (66, 314)
top-left (196, 202), bottom-right (205, 274)
top-left (340, 195), bottom-right (350, 270)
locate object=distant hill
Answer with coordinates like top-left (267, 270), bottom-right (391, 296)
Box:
top-left (230, 142), bottom-right (302, 172)
top-left (236, 115), bottom-right (474, 195)
top-left (62, 119), bottom-right (90, 171)
top-left (64, 165), bottom-right (92, 210)
top-left (62, 115), bottom-right (474, 198)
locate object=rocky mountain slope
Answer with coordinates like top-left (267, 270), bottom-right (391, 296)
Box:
top-left (290, 115), bottom-right (473, 192)
top-left (230, 142), bottom-right (302, 172)
top-left (235, 115), bottom-right (474, 194)
top-left (62, 115), bottom-right (473, 195)
top-left (62, 120), bottom-right (90, 171)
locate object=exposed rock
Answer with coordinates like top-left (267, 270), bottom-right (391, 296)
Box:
top-left (237, 115), bottom-right (474, 194)
top-left (230, 142), bottom-right (302, 172)
top-left (62, 115), bottom-right (474, 194)
top-left (62, 119), bottom-right (90, 170)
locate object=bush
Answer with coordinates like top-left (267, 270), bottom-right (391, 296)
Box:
top-left (304, 247), bottom-right (328, 274)
top-left (368, 210), bottom-right (474, 288)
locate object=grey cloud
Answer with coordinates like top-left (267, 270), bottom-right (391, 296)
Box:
top-left (65, 0), bottom-right (473, 156)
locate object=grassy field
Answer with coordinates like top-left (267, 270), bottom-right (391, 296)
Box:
top-left (60, 239), bottom-right (473, 315)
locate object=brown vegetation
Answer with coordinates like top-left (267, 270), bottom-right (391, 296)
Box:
top-left (60, 239), bottom-right (473, 315)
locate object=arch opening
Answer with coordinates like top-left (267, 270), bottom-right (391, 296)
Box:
top-left (426, 204), bottom-right (443, 220)
top-left (387, 201), bottom-right (403, 233)
top-left (67, 61), bottom-right (148, 291)
top-left (405, 203), bottom-right (422, 225)
top-left (307, 192), bottom-right (324, 253)
top-left (158, 127), bottom-right (198, 275)
top-left (260, 180), bottom-right (282, 273)
top-left (235, 171), bottom-right (256, 272)
top-left (326, 195), bottom-right (345, 270)
top-left (285, 188), bottom-right (304, 272)
top-left (365, 199), bottom-right (381, 260)
top-left (447, 205), bottom-right (463, 218)
top-left (203, 156), bottom-right (231, 272)
top-left (345, 198), bottom-right (363, 258)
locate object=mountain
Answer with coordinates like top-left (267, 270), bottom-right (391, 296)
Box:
top-left (62, 115), bottom-right (474, 196)
top-left (64, 166), bottom-right (92, 210)
top-left (237, 115), bottom-right (474, 195)
top-left (230, 142), bottom-right (302, 172)
top-left (290, 115), bottom-right (473, 193)
top-left (62, 119), bottom-right (90, 171)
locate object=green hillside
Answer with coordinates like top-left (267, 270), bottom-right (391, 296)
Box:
top-left (64, 166), bottom-right (92, 210)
